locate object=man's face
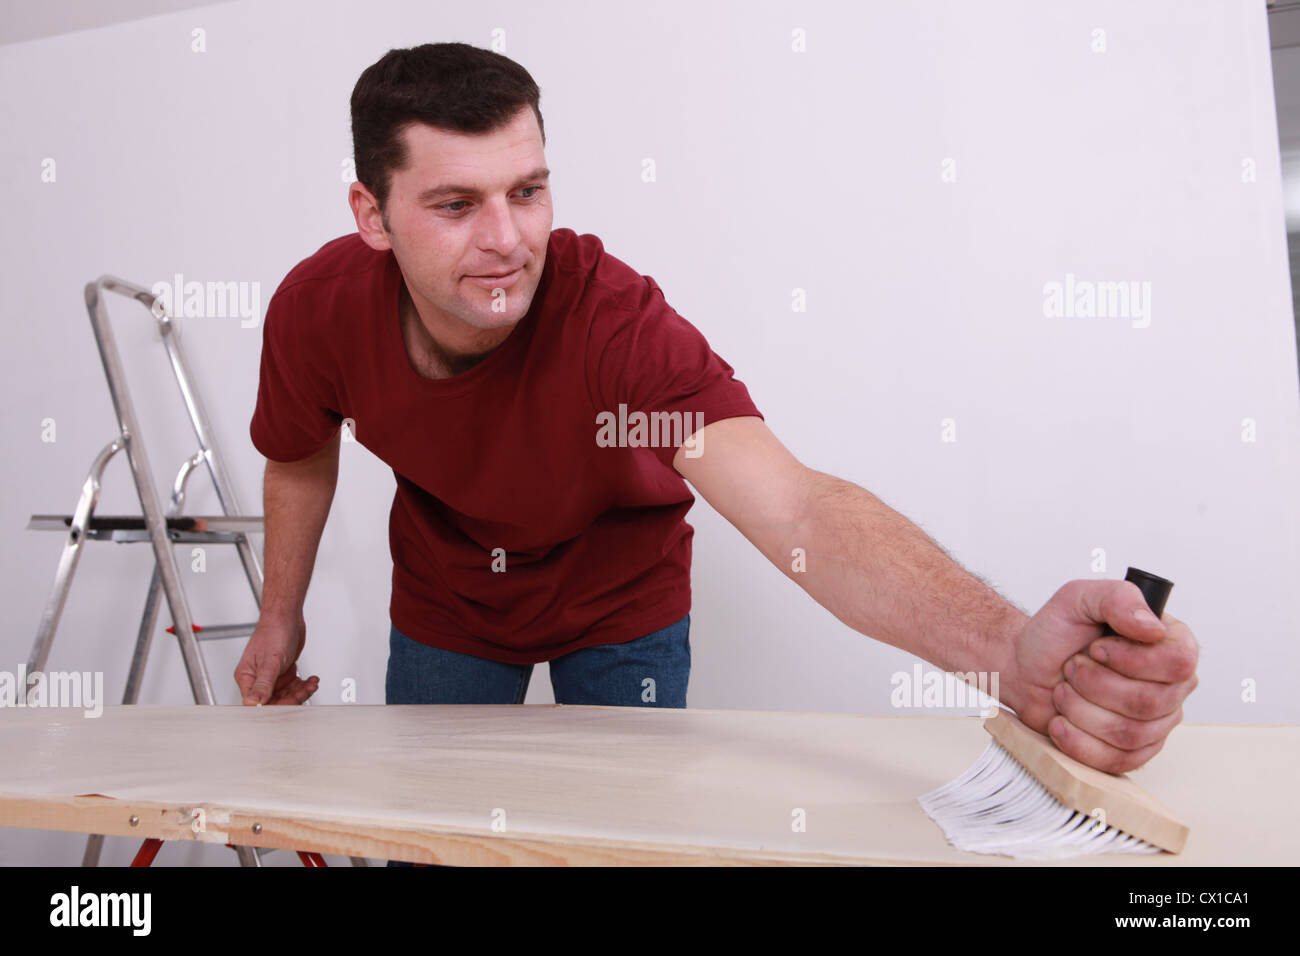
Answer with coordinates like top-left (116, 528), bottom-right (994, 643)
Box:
top-left (353, 107), bottom-right (552, 341)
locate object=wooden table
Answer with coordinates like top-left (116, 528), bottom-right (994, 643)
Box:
top-left (0, 704), bottom-right (1294, 865)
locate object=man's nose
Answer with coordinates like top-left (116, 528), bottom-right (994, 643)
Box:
top-left (476, 195), bottom-right (523, 256)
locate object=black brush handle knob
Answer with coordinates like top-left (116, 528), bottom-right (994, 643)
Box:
top-left (1101, 567), bottom-right (1174, 637)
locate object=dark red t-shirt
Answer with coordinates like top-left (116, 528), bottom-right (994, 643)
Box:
top-left (250, 228), bottom-right (763, 664)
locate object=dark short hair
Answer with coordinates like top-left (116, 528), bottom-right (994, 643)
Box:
top-left (350, 42), bottom-right (545, 225)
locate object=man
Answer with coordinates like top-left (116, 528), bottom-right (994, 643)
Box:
top-left (238, 42), bottom-right (1198, 778)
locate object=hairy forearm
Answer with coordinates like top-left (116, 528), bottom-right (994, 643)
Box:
top-left (260, 433), bottom-right (340, 624)
top-left (781, 469), bottom-right (1029, 707)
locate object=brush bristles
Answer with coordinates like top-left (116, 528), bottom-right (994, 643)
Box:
top-left (918, 741), bottom-right (1162, 860)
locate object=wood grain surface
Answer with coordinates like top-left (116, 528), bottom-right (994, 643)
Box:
top-left (0, 704), bottom-right (1293, 865)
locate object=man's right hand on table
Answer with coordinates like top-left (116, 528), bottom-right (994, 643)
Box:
top-left (235, 614), bottom-right (319, 705)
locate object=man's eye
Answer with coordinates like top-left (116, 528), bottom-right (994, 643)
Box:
top-left (436, 187), bottom-right (545, 213)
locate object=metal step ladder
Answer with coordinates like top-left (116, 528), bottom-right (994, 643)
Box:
top-left (21, 275), bottom-right (355, 867)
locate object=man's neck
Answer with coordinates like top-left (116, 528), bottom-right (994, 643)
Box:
top-left (400, 282), bottom-right (503, 379)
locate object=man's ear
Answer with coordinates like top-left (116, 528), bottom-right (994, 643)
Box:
top-left (350, 182), bottom-right (393, 252)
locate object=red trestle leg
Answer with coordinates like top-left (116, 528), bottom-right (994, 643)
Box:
top-left (131, 838), bottom-right (163, 866)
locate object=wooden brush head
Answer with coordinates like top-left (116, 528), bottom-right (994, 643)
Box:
top-left (984, 708), bottom-right (1189, 854)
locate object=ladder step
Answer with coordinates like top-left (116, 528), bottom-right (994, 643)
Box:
top-left (164, 623), bottom-right (257, 641)
top-left (27, 514), bottom-right (263, 544)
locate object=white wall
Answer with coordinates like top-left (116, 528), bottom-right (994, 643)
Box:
top-left (2, 0), bottom-right (1297, 865)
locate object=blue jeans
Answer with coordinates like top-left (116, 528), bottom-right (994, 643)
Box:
top-left (384, 614), bottom-right (689, 866)
top-left (385, 613), bottom-right (690, 707)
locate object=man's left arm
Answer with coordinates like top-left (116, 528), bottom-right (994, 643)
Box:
top-left (673, 416), bottom-right (1199, 773)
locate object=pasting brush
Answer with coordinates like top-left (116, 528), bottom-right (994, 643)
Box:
top-left (919, 567), bottom-right (1189, 860)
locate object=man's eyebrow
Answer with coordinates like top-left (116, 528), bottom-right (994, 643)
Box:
top-left (416, 167), bottom-right (550, 203)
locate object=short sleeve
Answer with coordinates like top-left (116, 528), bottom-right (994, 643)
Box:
top-left (249, 287), bottom-right (343, 462)
top-left (589, 275), bottom-right (763, 470)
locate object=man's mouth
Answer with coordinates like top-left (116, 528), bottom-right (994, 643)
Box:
top-left (465, 267), bottom-right (524, 289)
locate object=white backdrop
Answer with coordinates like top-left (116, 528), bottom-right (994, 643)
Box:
top-left (2, 0), bottom-right (1297, 864)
